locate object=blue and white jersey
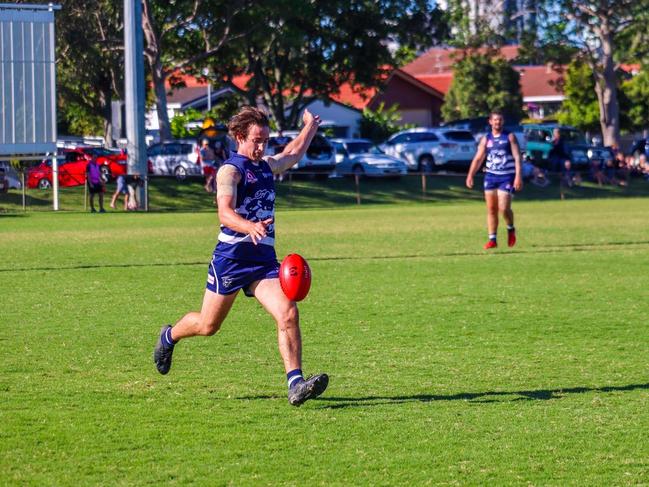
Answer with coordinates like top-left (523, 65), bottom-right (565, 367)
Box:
top-left (485, 131), bottom-right (516, 175)
top-left (214, 153), bottom-right (277, 263)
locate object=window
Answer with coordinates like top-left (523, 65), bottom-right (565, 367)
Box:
top-left (443, 131), bottom-right (475, 142)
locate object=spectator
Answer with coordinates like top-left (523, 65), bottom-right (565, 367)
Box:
top-left (522, 159), bottom-right (549, 187)
top-left (589, 157), bottom-right (606, 186)
top-left (562, 159), bottom-right (582, 188)
top-left (603, 158), bottom-right (619, 186)
top-left (548, 128), bottom-right (569, 172)
top-left (614, 152), bottom-right (629, 186)
top-left (200, 139), bottom-right (218, 193)
top-left (110, 174), bottom-right (129, 210)
top-left (86, 158), bottom-right (106, 213)
top-left (126, 174), bottom-right (144, 210)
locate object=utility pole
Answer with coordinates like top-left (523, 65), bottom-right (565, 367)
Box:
top-left (124, 0), bottom-right (148, 210)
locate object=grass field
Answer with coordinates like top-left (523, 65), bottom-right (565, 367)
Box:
top-left (2, 194), bottom-right (649, 485)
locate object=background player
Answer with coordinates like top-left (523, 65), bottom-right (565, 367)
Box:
top-left (154, 107), bottom-right (328, 406)
top-left (465, 111), bottom-right (523, 249)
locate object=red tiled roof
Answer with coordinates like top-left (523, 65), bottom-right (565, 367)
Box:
top-left (165, 72), bottom-right (374, 110)
top-left (415, 73), bottom-right (454, 95)
top-left (515, 65), bottom-right (564, 98)
top-left (402, 45), bottom-right (521, 76)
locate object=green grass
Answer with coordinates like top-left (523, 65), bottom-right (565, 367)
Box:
top-left (1, 196), bottom-right (649, 485)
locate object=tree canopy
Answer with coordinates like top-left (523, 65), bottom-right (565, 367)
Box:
top-left (441, 51), bottom-right (524, 122)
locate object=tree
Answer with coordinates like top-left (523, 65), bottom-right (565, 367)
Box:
top-left (543, 0), bottom-right (649, 146)
top-left (359, 103), bottom-right (413, 143)
top-left (200, 0), bottom-right (444, 130)
top-left (557, 60), bottom-right (600, 133)
top-left (141, 0), bottom-right (249, 142)
top-left (441, 51), bottom-right (524, 122)
top-left (621, 69), bottom-right (649, 132)
top-left (55, 0), bottom-right (124, 144)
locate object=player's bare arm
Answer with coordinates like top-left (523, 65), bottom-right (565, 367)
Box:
top-left (265, 109), bottom-right (321, 174)
top-left (509, 133), bottom-right (523, 191)
top-left (466, 136), bottom-right (487, 189)
top-left (216, 165), bottom-right (272, 245)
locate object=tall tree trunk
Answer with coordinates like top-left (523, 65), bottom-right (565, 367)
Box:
top-left (594, 23), bottom-right (620, 147)
top-left (151, 61), bottom-right (172, 142)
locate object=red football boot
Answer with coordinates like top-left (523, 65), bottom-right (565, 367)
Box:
top-left (484, 240), bottom-right (498, 250)
top-left (507, 229), bottom-right (516, 248)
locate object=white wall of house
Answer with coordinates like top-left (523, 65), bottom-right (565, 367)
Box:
top-left (298, 99), bottom-right (362, 138)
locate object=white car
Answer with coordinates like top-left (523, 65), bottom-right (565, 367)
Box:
top-left (0, 161), bottom-right (22, 189)
top-left (267, 131), bottom-right (335, 175)
top-left (330, 138), bottom-right (407, 177)
top-left (147, 140), bottom-right (202, 180)
top-left (380, 128), bottom-right (477, 172)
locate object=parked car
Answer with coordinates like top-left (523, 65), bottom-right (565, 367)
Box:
top-left (75, 146), bottom-right (127, 181)
top-left (380, 128), bottom-right (477, 172)
top-left (330, 138), bottom-right (408, 177)
top-left (27, 150), bottom-right (88, 189)
top-left (442, 117), bottom-right (526, 149)
top-left (0, 161), bottom-right (22, 190)
top-left (523, 123), bottom-right (592, 169)
top-left (147, 140), bottom-right (201, 180)
top-left (266, 131), bottom-right (335, 175)
top-left (629, 139), bottom-right (649, 158)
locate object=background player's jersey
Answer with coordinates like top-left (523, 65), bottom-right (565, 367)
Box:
top-left (485, 131), bottom-right (516, 175)
top-left (214, 153), bottom-right (277, 263)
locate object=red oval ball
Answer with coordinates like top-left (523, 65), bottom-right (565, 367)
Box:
top-left (279, 254), bottom-right (311, 301)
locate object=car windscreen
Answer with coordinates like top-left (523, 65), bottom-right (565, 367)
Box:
top-left (86, 147), bottom-right (113, 156)
top-left (306, 134), bottom-right (332, 157)
top-left (442, 131), bottom-right (475, 142)
top-left (345, 142), bottom-right (373, 154)
top-left (560, 129), bottom-right (586, 144)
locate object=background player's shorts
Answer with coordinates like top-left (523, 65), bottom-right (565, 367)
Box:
top-left (207, 254), bottom-right (279, 297)
top-left (484, 172), bottom-right (516, 194)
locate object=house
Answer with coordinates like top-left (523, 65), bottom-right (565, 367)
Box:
top-left (372, 45), bottom-right (566, 123)
top-left (146, 74), bottom-right (374, 138)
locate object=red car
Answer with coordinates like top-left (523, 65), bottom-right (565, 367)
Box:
top-left (27, 147), bottom-right (127, 189)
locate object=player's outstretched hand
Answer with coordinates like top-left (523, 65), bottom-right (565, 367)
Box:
top-left (249, 218), bottom-right (274, 245)
top-left (302, 109), bottom-right (321, 127)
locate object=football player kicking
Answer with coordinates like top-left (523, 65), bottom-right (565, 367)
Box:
top-left (154, 107), bottom-right (328, 406)
top-left (465, 110), bottom-right (523, 249)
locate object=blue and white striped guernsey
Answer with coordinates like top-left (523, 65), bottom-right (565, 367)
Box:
top-left (485, 131), bottom-right (516, 175)
top-left (213, 153), bottom-right (277, 263)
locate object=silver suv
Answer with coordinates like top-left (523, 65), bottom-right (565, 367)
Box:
top-left (381, 128), bottom-right (477, 172)
top-left (147, 140), bottom-right (201, 180)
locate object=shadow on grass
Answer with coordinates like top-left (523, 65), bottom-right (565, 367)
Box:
top-left (4, 238), bottom-right (649, 273)
top-left (234, 382), bottom-right (649, 408)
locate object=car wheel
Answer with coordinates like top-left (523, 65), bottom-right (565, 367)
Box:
top-left (38, 178), bottom-right (51, 190)
top-left (352, 164), bottom-right (365, 177)
top-left (100, 165), bottom-right (111, 183)
top-left (418, 155), bottom-right (434, 173)
top-left (174, 166), bottom-right (187, 181)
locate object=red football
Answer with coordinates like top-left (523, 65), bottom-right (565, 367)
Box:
top-left (279, 254), bottom-right (312, 301)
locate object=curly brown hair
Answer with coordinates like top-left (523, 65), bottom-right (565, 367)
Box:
top-left (228, 106), bottom-right (270, 141)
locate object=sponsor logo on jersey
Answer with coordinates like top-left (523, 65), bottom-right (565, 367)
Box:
top-left (245, 170), bottom-right (258, 184)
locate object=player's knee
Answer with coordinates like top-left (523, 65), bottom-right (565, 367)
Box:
top-left (198, 318), bottom-right (221, 336)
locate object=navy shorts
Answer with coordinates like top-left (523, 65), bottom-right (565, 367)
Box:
top-left (484, 173), bottom-right (515, 194)
top-left (207, 254), bottom-right (279, 297)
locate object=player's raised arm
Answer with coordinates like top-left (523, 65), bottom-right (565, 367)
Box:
top-left (266, 110), bottom-right (321, 174)
top-left (466, 136), bottom-right (487, 189)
